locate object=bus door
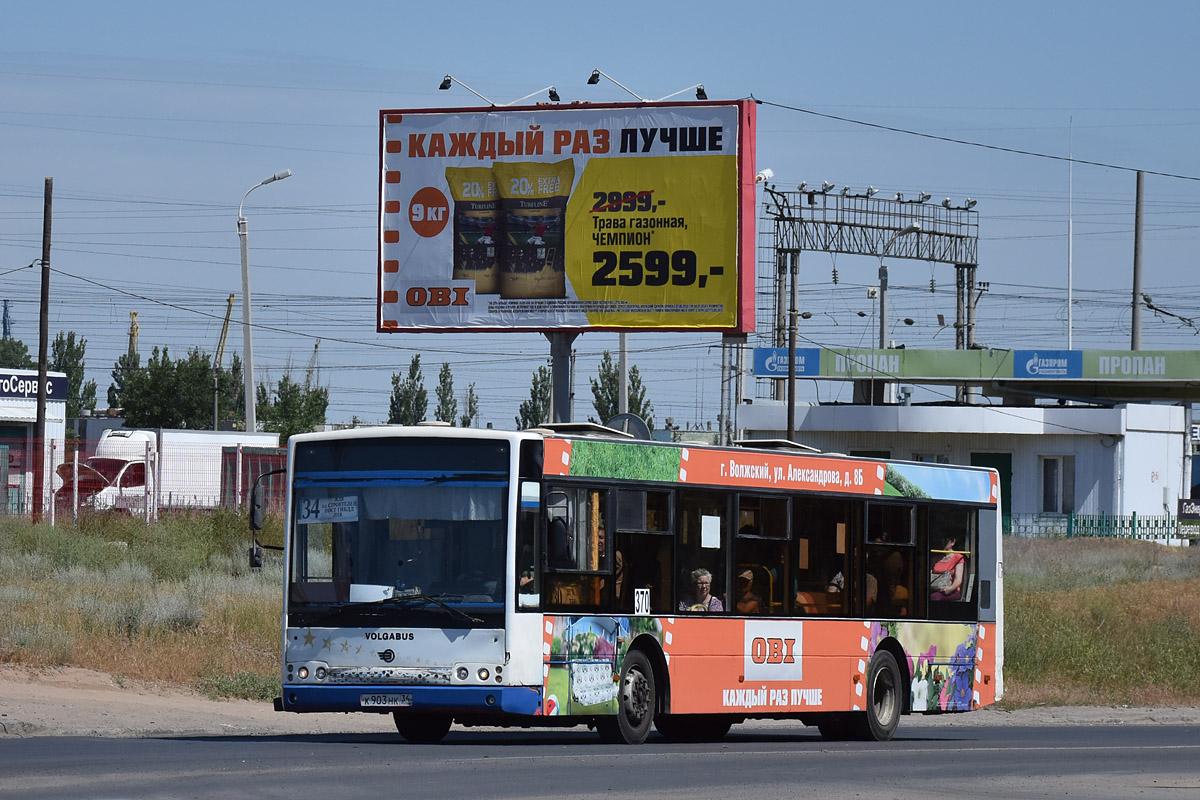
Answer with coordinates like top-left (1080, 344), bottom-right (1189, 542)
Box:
top-left (614, 488), bottom-right (673, 615)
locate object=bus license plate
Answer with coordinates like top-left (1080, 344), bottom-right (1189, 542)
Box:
top-left (360, 693), bottom-right (413, 708)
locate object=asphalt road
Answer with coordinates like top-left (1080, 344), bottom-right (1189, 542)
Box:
top-left (2, 721), bottom-right (1198, 799)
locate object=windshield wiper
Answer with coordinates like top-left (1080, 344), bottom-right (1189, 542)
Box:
top-left (390, 592), bottom-right (484, 624)
top-left (332, 592), bottom-right (483, 624)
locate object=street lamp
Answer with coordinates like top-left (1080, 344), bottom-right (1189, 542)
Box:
top-left (238, 169), bottom-right (292, 433)
top-left (878, 223), bottom-right (920, 350)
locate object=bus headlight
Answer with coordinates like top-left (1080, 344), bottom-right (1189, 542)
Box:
top-left (457, 667), bottom-right (469, 681)
top-left (477, 668), bottom-right (490, 681)
top-left (297, 666), bottom-right (309, 679)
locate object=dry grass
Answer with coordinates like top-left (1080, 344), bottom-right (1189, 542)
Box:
top-left (1002, 536), bottom-right (1200, 707)
top-left (0, 514), bottom-right (283, 700)
top-left (2, 517), bottom-right (1198, 707)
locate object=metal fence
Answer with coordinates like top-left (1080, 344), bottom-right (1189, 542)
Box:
top-left (1011, 512), bottom-right (1199, 543)
top-left (0, 437), bottom-right (286, 523)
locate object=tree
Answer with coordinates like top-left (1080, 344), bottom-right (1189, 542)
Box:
top-left (121, 346), bottom-right (240, 429)
top-left (388, 355), bottom-right (427, 425)
top-left (459, 383), bottom-right (479, 428)
top-left (0, 337), bottom-right (34, 369)
top-left (588, 350), bottom-right (655, 430)
top-left (516, 364), bottom-right (552, 429)
top-left (121, 346), bottom-right (181, 428)
top-left (434, 362), bottom-right (457, 425)
top-left (107, 350), bottom-right (139, 408)
top-left (49, 331), bottom-right (97, 417)
top-left (256, 370), bottom-right (328, 443)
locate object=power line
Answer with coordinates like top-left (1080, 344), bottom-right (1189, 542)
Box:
top-left (753, 97), bottom-right (1200, 183)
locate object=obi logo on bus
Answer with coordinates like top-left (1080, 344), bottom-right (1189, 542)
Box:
top-left (743, 620), bottom-right (803, 681)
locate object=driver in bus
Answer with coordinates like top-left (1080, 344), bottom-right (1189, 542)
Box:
top-left (679, 568), bottom-right (723, 612)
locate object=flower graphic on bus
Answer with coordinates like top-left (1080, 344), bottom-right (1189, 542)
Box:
top-left (939, 634), bottom-right (977, 711)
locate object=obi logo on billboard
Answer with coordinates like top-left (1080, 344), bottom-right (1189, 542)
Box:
top-left (1013, 350), bottom-right (1082, 379)
top-left (378, 101), bottom-right (756, 334)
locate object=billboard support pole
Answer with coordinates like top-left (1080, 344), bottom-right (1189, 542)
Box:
top-left (548, 332), bottom-right (578, 423)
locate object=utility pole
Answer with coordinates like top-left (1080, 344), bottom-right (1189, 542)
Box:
top-left (33, 178), bottom-right (51, 523)
top-left (1131, 170), bottom-right (1144, 351)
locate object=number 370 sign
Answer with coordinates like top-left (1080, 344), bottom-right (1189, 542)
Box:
top-left (378, 100), bottom-right (757, 334)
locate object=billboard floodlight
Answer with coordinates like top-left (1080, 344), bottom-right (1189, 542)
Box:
top-left (585, 68), bottom-right (650, 102)
top-left (656, 83), bottom-right (708, 102)
top-left (437, 75), bottom-right (496, 106)
top-left (502, 86), bottom-right (561, 106)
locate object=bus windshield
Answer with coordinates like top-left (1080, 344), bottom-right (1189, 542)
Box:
top-left (287, 437), bottom-right (510, 625)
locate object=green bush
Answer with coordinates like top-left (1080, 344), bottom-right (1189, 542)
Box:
top-left (195, 670), bottom-right (280, 702)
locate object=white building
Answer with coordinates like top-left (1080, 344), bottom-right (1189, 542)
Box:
top-left (0, 368), bottom-right (67, 516)
top-left (738, 400), bottom-right (1191, 527)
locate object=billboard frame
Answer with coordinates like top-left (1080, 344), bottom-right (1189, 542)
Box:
top-left (377, 99), bottom-right (757, 335)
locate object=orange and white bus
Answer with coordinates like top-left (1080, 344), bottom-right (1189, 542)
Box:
top-left (266, 423), bottom-right (1002, 743)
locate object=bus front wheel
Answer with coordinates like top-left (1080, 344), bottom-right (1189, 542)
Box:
top-left (597, 649), bottom-right (656, 744)
top-left (393, 711), bottom-right (452, 743)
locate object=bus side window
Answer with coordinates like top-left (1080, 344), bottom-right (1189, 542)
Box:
top-left (517, 481), bottom-right (540, 609)
top-left (676, 490), bottom-right (729, 613)
top-left (866, 503), bottom-right (915, 618)
top-left (792, 498), bottom-right (855, 616)
top-left (926, 506), bottom-right (977, 622)
top-left (615, 489), bottom-right (673, 615)
top-left (735, 494), bottom-right (789, 615)
top-left (544, 486), bottom-right (610, 611)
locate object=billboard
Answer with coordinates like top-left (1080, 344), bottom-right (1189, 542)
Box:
top-left (378, 101), bottom-right (756, 333)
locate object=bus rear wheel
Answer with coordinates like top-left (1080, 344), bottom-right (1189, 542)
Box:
top-left (393, 711), bottom-right (452, 743)
top-left (597, 649), bottom-right (656, 744)
top-left (852, 650), bottom-right (902, 741)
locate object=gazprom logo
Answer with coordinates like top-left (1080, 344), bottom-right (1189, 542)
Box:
top-left (1015, 350), bottom-right (1080, 379)
top-left (765, 351), bottom-right (804, 372)
top-left (1025, 353), bottom-right (1070, 376)
top-left (754, 347), bottom-right (821, 377)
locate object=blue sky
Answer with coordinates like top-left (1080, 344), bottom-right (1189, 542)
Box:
top-left (1, 1), bottom-right (1197, 427)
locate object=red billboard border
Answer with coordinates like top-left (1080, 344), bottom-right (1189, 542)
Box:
top-left (377, 99), bottom-right (757, 335)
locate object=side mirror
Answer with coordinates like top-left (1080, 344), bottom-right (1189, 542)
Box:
top-left (250, 482), bottom-right (266, 532)
top-left (247, 468), bottom-right (286, 570)
top-left (248, 467), bottom-right (286, 532)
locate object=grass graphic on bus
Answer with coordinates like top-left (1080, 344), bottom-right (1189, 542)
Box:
top-left (567, 440), bottom-right (681, 482)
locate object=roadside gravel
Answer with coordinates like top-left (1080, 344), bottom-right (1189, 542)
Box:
top-left (2, 665), bottom-right (1197, 738)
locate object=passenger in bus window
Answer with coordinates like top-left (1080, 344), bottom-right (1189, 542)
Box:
top-left (735, 569), bottom-right (762, 614)
top-left (679, 568), bottom-right (723, 612)
top-left (930, 535), bottom-right (966, 601)
top-left (548, 515), bottom-right (572, 569)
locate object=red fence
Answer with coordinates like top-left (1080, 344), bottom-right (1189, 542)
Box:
top-left (1, 437), bottom-right (287, 522)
